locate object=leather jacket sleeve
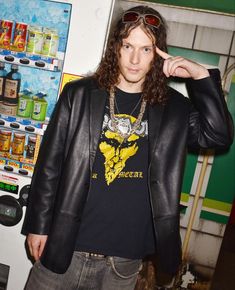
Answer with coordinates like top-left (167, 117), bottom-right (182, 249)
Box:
top-left (22, 83), bottom-right (72, 235)
top-left (186, 69), bottom-right (234, 149)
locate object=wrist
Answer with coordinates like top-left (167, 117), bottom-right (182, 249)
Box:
top-left (193, 68), bottom-right (210, 80)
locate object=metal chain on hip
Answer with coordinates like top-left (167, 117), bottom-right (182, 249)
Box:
top-left (109, 86), bottom-right (147, 140)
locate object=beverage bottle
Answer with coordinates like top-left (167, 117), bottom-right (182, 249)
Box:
top-left (17, 89), bottom-right (33, 118)
top-left (31, 92), bottom-right (48, 121)
top-left (0, 62), bottom-right (7, 102)
top-left (3, 64), bottom-right (21, 104)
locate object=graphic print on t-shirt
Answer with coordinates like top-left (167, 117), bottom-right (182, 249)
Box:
top-left (99, 113), bottom-right (148, 185)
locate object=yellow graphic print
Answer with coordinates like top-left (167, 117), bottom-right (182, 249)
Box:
top-left (99, 114), bottom-right (146, 185)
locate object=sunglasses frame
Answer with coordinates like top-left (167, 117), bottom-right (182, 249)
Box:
top-left (122, 11), bottom-right (162, 29)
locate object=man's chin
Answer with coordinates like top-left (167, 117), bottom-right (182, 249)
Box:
top-left (123, 75), bottom-right (144, 84)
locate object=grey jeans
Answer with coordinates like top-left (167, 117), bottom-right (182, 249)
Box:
top-left (25, 251), bottom-right (142, 290)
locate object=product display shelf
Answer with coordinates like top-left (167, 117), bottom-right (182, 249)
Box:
top-left (0, 49), bottom-right (64, 72)
top-left (0, 114), bottom-right (48, 136)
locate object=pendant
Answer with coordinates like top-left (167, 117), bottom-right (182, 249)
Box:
top-left (117, 118), bottom-right (132, 135)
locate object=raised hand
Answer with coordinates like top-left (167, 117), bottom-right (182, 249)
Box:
top-left (156, 47), bottom-right (210, 80)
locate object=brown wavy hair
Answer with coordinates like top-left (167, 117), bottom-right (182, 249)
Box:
top-left (95, 5), bottom-right (168, 105)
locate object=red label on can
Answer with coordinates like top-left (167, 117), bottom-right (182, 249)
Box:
top-left (0, 20), bottom-right (14, 50)
top-left (12, 22), bottom-right (28, 52)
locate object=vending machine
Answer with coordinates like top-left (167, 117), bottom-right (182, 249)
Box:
top-left (0, 0), bottom-right (114, 289)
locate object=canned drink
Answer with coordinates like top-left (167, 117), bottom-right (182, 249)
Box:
top-left (41, 28), bottom-right (59, 57)
top-left (11, 132), bottom-right (25, 155)
top-left (0, 20), bottom-right (14, 50)
top-left (25, 135), bottom-right (36, 159)
top-left (11, 22), bottom-right (28, 52)
top-left (26, 25), bottom-right (43, 54)
top-left (0, 129), bottom-right (12, 152)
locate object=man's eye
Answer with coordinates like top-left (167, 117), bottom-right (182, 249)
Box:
top-left (123, 44), bottom-right (130, 49)
top-left (143, 47), bottom-right (152, 53)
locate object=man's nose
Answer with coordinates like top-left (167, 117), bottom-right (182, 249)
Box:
top-left (130, 50), bottom-right (140, 64)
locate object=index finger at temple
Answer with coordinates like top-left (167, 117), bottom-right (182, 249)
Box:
top-left (156, 46), bottom-right (171, 59)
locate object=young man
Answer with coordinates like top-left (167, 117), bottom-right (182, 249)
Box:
top-left (23, 5), bottom-right (233, 290)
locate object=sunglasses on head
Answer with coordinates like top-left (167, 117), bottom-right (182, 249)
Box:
top-left (122, 11), bottom-right (161, 29)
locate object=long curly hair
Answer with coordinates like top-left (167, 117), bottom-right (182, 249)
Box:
top-left (95, 5), bottom-right (168, 105)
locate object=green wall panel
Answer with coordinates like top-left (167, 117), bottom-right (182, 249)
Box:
top-left (200, 211), bottom-right (229, 224)
top-left (168, 47), bottom-right (220, 66)
top-left (146, 0), bottom-right (235, 14)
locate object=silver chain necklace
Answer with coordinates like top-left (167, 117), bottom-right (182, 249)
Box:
top-left (109, 86), bottom-right (147, 140)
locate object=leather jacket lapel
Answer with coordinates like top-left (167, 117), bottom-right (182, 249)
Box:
top-left (148, 103), bottom-right (165, 160)
top-left (89, 88), bottom-right (107, 170)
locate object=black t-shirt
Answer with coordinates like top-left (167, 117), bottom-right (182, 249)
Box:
top-left (75, 87), bottom-right (155, 259)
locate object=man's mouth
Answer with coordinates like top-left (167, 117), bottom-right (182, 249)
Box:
top-left (127, 68), bottom-right (140, 73)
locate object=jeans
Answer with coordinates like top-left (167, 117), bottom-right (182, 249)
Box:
top-left (25, 251), bottom-right (142, 290)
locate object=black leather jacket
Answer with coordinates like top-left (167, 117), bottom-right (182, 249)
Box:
top-left (23, 69), bottom-right (233, 274)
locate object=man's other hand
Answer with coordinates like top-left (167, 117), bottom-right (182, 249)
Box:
top-left (27, 233), bottom-right (48, 261)
top-left (156, 46), bottom-right (210, 80)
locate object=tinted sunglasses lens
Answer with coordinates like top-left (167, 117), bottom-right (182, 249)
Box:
top-left (123, 12), bottom-right (139, 22)
top-left (145, 15), bottom-right (160, 28)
